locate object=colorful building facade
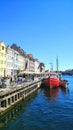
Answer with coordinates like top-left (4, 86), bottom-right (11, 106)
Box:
top-left (0, 41), bottom-right (6, 77)
top-left (6, 46), bottom-right (14, 77)
top-left (0, 42), bottom-right (45, 77)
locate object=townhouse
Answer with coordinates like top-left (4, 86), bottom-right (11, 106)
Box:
top-left (27, 54), bottom-right (35, 72)
top-left (6, 46), bottom-right (14, 76)
top-left (34, 58), bottom-right (41, 72)
top-left (0, 42), bottom-right (45, 77)
top-left (0, 41), bottom-right (6, 77)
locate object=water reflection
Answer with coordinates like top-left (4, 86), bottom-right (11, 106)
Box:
top-left (0, 86), bottom-right (70, 130)
top-left (0, 101), bottom-right (27, 129)
top-left (43, 86), bottom-right (69, 100)
top-left (0, 90), bottom-right (39, 129)
top-left (44, 87), bottom-right (59, 99)
top-left (60, 86), bottom-right (69, 93)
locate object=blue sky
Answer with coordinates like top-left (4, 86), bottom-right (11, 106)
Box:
top-left (0, 0), bottom-right (73, 71)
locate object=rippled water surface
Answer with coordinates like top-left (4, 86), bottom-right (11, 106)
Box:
top-left (0, 75), bottom-right (73, 130)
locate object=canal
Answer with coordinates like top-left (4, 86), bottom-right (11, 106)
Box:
top-left (0, 75), bottom-right (73, 130)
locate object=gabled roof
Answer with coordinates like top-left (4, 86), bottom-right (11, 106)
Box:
top-left (11, 43), bottom-right (26, 57)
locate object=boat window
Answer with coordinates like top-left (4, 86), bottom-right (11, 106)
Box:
top-left (50, 74), bottom-right (57, 78)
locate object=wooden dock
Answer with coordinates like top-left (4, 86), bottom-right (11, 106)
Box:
top-left (0, 79), bottom-right (42, 115)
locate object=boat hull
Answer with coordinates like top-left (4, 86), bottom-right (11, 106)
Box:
top-left (44, 77), bottom-right (60, 89)
top-left (59, 80), bottom-right (68, 89)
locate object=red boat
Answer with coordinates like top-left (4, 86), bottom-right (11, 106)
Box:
top-left (44, 72), bottom-right (68, 89)
top-left (44, 73), bottom-right (60, 89)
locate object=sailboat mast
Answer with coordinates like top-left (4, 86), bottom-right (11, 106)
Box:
top-left (49, 62), bottom-right (53, 71)
top-left (56, 56), bottom-right (59, 72)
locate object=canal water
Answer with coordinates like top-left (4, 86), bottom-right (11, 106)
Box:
top-left (0, 75), bottom-right (73, 130)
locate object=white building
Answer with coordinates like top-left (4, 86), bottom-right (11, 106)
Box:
top-left (18, 53), bottom-right (26, 72)
top-left (13, 50), bottom-right (19, 76)
top-left (34, 59), bottom-right (41, 72)
top-left (27, 54), bottom-right (35, 72)
top-left (6, 46), bottom-right (14, 77)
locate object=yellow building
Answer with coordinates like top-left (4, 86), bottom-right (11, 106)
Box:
top-left (0, 41), bottom-right (6, 77)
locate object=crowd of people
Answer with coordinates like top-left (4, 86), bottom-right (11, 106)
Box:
top-left (0, 74), bottom-right (35, 88)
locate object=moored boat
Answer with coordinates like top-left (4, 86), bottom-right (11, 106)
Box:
top-left (44, 57), bottom-right (68, 89)
top-left (44, 72), bottom-right (60, 89)
top-left (59, 79), bottom-right (68, 89)
top-left (44, 72), bottom-right (68, 89)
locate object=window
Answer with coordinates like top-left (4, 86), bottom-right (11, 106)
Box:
top-left (1, 53), bottom-right (3, 56)
top-left (2, 46), bottom-right (4, 50)
top-left (1, 68), bottom-right (3, 72)
top-left (1, 60), bottom-right (3, 64)
top-left (4, 61), bottom-right (6, 64)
